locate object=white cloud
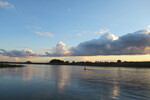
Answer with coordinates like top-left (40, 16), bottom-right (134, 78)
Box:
top-left (27, 26), bottom-right (54, 38)
top-left (45, 42), bottom-right (70, 56)
top-left (134, 29), bottom-right (150, 34)
top-left (101, 33), bottom-right (118, 41)
top-left (148, 25), bottom-right (150, 29)
top-left (0, 48), bottom-right (37, 57)
top-left (35, 32), bottom-right (54, 37)
top-left (75, 29), bottom-right (109, 36)
top-left (95, 29), bottom-right (109, 34)
top-left (0, 1), bottom-right (14, 9)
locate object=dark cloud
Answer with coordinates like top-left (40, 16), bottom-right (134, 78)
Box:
top-left (0, 29), bottom-right (150, 57)
top-left (0, 48), bottom-right (37, 57)
top-left (70, 29), bottom-right (150, 56)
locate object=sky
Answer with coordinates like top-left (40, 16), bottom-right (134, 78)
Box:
top-left (0, 0), bottom-right (150, 62)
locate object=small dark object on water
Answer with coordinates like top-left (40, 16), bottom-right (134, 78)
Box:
top-left (84, 67), bottom-right (87, 70)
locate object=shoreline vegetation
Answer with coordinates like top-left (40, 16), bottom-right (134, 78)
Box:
top-left (1, 59), bottom-right (150, 68)
top-left (0, 63), bottom-right (24, 68)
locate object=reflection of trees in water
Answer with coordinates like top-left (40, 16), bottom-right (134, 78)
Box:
top-left (0, 67), bottom-right (25, 79)
top-left (0, 65), bottom-right (72, 89)
top-left (22, 65), bottom-right (53, 81)
top-left (79, 69), bottom-right (120, 99)
top-left (0, 65), bottom-right (74, 100)
top-left (50, 65), bottom-right (71, 92)
top-left (78, 68), bottom-right (150, 99)
top-left (1, 65), bottom-right (150, 99)
top-left (21, 65), bottom-right (72, 92)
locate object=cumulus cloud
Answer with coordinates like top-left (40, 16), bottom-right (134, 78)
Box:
top-left (35, 32), bottom-right (54, 37)
top-left (0, 1), bottom-right (14, 9)
top-left (0, 29), bottom-right (150, 57)
top-left (45, 42), bottom-right (70, 56)
top-left (70, 29), bottom-right (150, 56)
top-left (0, 48), bottom-right (37, 57)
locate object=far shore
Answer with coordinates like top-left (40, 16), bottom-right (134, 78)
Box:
top-left (1, 60), bottom-right (150, 68)
top-left (0, 63), bottom-right (25, 68)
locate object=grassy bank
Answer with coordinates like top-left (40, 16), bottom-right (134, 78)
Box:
top-left (0, 63), bottom-right (24, 68)
top-left (1, 61), bottom-right (150, 68)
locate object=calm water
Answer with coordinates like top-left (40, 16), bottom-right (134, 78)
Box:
top-left (0, 65), bottom-right (150, 100)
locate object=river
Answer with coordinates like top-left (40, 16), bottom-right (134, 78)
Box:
top-left (0, 64), bottom-right (150, 100)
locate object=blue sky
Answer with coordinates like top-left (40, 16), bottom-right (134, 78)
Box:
top-left (0, 0), bottom-right (150, 62)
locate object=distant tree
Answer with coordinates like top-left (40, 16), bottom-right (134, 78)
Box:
top-left (49, 59), bottom-right (64, 64)
top-left (117, 60), bottom-right (122, 63)
top-left (65, 61), bottom-right (69, 63)
top-left (27, 61), bottom-right (32, 63)
top-left (72, 61), bottom-right (75, 63)
top-left (95, 61), bottom-right (100, 63)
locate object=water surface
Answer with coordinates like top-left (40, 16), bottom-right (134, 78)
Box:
top-left (0, 64), bottom-right (150, 100)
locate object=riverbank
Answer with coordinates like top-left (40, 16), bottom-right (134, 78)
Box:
top-left (0, 63), bottom-right (24, 68)
top-left (1, 61), bottom-right (150, 68)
